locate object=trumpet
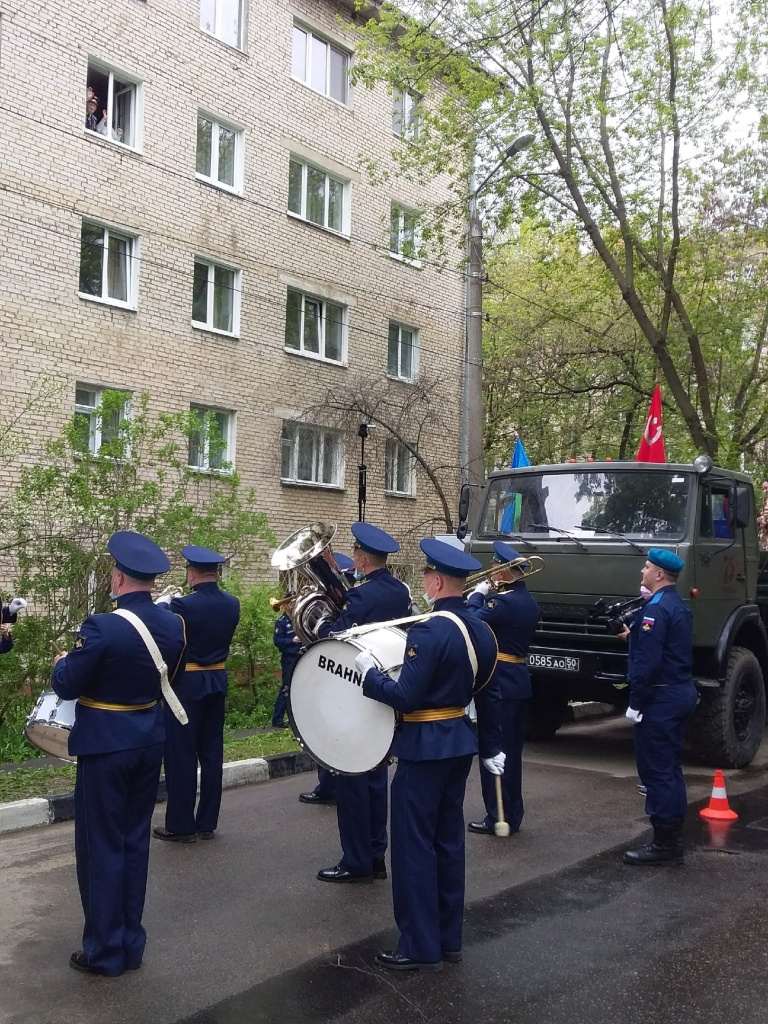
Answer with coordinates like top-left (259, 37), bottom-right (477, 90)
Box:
top-left (464, 555), bottom-right (545, 595)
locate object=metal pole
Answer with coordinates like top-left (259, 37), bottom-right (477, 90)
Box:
top-left (465, 193), bottom-right (485, 507)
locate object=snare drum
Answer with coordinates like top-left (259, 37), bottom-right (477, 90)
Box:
top-left (25, 690), bottom-right (78, 761)
top-left (288, 625), bottom-right (406, 775)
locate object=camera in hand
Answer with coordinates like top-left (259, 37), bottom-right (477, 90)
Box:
top-left (591, 595), bottom-right (647, 635)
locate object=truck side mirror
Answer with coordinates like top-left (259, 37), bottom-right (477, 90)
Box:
top-left (457, 483), bottom-right (471, 524)
top-left (731, 484), bottom-right (751, 529)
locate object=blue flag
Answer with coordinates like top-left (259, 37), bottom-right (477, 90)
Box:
top-left (501, 437), bottom-right (530, 531)
top-left (511, 437), bottom-right (531, 469)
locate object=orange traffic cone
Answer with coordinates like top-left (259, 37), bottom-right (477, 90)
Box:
top-left (699, 769), bottom-right (738, 822)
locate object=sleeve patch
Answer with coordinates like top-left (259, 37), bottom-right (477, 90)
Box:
top-left (487, 599), bottom-right (497, 609)
top-left (74, 634), bottom-right (86, 649)
top-left (406, 644), bottom-right (419, 659)
top-left (641, 617), bottom-right (655, 632)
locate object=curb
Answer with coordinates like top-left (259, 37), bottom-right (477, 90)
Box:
top-left (0, 749), bottom-right (316, 836)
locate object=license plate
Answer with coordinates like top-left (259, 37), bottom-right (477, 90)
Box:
top-left (527, 654), bottom-right (580, 672)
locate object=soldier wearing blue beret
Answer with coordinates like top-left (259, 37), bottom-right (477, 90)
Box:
top-left (153, 545), bottom-right (240, 843)
top-left (356, 538), bottom-right (498, 971)
top-left (466, 541), bottom-right (540, 836)
top-left (51, 531), bottom-right (186, 976)
top-left (314, 522), bottom-right (411, 884)
top-left (623, 547), bottom-right (698, 865)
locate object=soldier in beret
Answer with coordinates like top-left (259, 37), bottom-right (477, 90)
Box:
top-left (623, 548), bottom-right (698, 865)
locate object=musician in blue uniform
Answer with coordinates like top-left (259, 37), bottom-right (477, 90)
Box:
top-left (50, 531), bottom-right (186, 977)
top-left (272, 612), bottom-right (300, 728)
top-left (154, 545), bottom-right (241, 843)
top-left (466, 542), bottom-right (539, 835)
top-left (315, 522), bottom-right (411, 884)
top-left (623, 548), bottom-right (697, 865)
top-left (356, 538), bottom-right (498, 971)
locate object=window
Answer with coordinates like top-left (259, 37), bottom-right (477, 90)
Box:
top-left (85, 63), bottom-right (140, 148)
top-left (79, 221), bottom-right (138, 308)
top-left (192, 258), bottom-right (241, 336)
top-left (385, 439), bottom-right (416, 496)
top-left (390, 204), bottom-right (421, 262)
top-left (393, 89), bottom-right (419, 140)
top-left (188, 405), bottom-right (234, 472)
top-left (196, 113), bottom-right (243, 192)
top-left (387, 322), bottom-right (419, 381)
top-left (73, 385), bottom-right (131, 455)
top-left (281, 422), bottom-right (343, 486)
top-left (200, 0), bottom-right (244, 49)
top-left (285, 288), bottom-right (345, 363)
top-left (292, 24), bottom-right (349, 104)
top-left (288, 157), bottom-right (348, 234)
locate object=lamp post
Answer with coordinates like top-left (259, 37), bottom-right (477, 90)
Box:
top-left (462, 133), bottom-right (536, 522)
top-left (357, 421), bottom-right (375, 522)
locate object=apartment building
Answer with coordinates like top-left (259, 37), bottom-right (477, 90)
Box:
top-left (0, 0), bottom-right (468, 565)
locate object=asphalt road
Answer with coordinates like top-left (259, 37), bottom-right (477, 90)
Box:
top-left (2, 716), bottom-right (768, 1024)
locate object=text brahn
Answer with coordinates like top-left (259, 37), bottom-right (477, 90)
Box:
top-left (317, 655), bottom-right (363, 687)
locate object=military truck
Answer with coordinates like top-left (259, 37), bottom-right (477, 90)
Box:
top-left (460, 456), bottom-right (767, 768)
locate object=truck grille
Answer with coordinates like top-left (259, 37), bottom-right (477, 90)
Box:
top-left (537, 603), bottom-right (610, 638)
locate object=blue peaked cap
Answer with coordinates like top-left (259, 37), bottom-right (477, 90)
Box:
top-left (492, 541), bottom-right (529, 566)
top-left (420, 538), bottom-right (482, 577)
top-left (108, 531), bottom-right (170, 580)
top-left (335, 552), bottom-right (355, 572)
top-left (351, 522), bottom-right (400, 555)
top-left (648, 547), bottom-right (685, 574)
top-left (182, 544), bottom-right (226, 569)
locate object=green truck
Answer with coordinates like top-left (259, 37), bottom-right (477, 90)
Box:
top-left (460, 456), bottom-right (767, 768)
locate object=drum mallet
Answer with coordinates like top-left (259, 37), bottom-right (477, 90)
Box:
top-left (494, 775), bottom-right (511, 837)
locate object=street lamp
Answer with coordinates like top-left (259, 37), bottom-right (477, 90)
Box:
top-left (461, 133), bottom-right (536, 524)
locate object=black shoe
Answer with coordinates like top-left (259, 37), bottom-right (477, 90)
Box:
top-left (442, 950), bottom-right (463, 963)
top-left (197, 830), bottom-right (215, 840)
top-left (317, 865), bottom-right (374, 884)
top-left (375, 951), bottom-right (442, 973)
top-left (373, 858), bottom-right (387, 880)
top-left (69, 952), bottom-right (113, 976)
top-left (299, 791), bottom-right (336, 805)
top-left (467, 820), bottom-right (494, 835)
top-left (624, 821), bottom-right (683, 865)
top-left (272, 721), bottom-right (290, 729)
top-left (152, 827), bottom-right (196, 843)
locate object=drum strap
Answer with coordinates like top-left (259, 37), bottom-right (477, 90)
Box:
top-left (432, 612), bottom-right (478, 679)
top-left (113, 609), bottom-right (188, 726)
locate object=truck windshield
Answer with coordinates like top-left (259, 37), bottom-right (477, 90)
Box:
top-left (479, 470), bottom-right (690, 541)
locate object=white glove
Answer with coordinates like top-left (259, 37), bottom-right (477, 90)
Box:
top-left (470, 580), bottom-right (491, 598)
top-left (354, 649), bottom-right (377, 677)
top-left (7, 598), bottom-right (27, 615)
top-left (154, 594), bottom-right (173, 605)
top-left (625, 707), bottom-right (643, 724)
top-left (482, 751), bottom-right (506, 775)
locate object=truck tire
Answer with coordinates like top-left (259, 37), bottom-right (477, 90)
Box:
top-left (526, 691), bottom-right (570, 740)
top-left (687, 647), bottom-right (766, 768)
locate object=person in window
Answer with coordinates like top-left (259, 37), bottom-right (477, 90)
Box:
top-left (96, 109), bottom-right (123, 142)
top-left (85, 98), bottom-right (99, 131)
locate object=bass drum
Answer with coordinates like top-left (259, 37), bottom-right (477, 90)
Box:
top-left (25, 690), bottom-right (78, 761)
top-left (288, 625), bottom-right (406, 775)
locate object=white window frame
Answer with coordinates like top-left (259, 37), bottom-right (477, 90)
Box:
top-left (291, 23), bottom-right (350, 105)
top-left (200, 0), bottom-right (245, 50)
top-left (195, 112), bottom-right (244, 194)
top-left (86, 59), bottom-right (143, 151)
top-left (73, 384), bottom-right (132, 455)
top-left (389, 203), bottom-right (422, 266)
top-left (188, 404), bottom-right (235, 473)
top-left (385, 438), bottom-right (416, 496)
top-left (287, 156), bottom-right (350, 236)
top-left (78, 220), bottom-right (139, 310)
top-left (285, 288), bottom-right (347, 364)
top-left (387, 321), bottom-right (419, 382)
top-left (281, 422), bottom-right (344, 488)
top-left (192, 257), bottom-right (242, 337)
top-left (393, 89), bottom-right (420, 140)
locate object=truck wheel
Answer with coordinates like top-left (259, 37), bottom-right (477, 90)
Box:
top-left (526, 691), bottom-right (570, 741)
top-left (687, 647), bottom-right (766, 768)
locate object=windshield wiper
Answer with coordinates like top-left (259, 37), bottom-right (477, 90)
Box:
top-left (530, 523), bottom-right (589, 552)
top-left (500, 532), bottom-right (538, 551)
top-left (581, 522), bottom-right (645, 554)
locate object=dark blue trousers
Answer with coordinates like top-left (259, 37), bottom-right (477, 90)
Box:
top-left (271, 682), bottom-right (288, 725)
top-left (74, 743), bottom-right (163, 976)
top-left (337, 764), bottom-right (388, 875)
top-left (163, 692), bottom-right (226, 834)
top-left (390, 755), bottom-right (473, 963)
top-left (479, 697), bottom-right (529, 831)
top-left (314, 766), bottom-right (337, 799)
top-left (635, 684), bottom-right (698, 824)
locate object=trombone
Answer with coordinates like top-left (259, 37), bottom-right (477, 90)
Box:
top-left (464, 555), bottom-right (545, 595)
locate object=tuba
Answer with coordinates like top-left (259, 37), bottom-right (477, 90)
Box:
top-left (270, 521), bottom-right (350, 646)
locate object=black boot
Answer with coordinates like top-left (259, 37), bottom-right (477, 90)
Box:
top-left (623, 820), bottom-right (684, 865)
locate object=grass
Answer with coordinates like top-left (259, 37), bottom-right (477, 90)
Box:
top-left (0, 728), bottom-right (303, 805)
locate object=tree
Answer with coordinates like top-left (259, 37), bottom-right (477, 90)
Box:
top-left (353, 0), bottom-right (768, 468)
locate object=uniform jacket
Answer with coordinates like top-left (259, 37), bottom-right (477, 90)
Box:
top-left (0, 633), bottom-right (12, 654)
top-left (273, 613), bottom-right (301, 673)
top-left (316, 567), bottom-right (411, 635)
top-left (168, 583), bottom-right (241, 702)
top-left (363, 595), bottom-right (498, 761)
top-left (50, 591), bottom-right (186, 755)
top-left (628, 585), bottom-right (693, 712)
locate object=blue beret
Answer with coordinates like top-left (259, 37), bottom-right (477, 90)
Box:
top-left (182, 544), bottom-right (226, 569)
top-left (335, 552), bottom-right (355, 572)
top-left (351, 522), bottom-right (400, 555)
top-left (108, 531), bottom-right (170, 580)
top-left (492, 541), bottom-right (529, 567)
top-left (420, 538), bottom-right (482, 577)
top-left (648, 547), bottom-right (684, 574)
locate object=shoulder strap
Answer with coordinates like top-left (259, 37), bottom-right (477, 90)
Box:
top-left (433, 610), bottom-right (478, 679)
top-left (113, 609), bottom-right (188, 725)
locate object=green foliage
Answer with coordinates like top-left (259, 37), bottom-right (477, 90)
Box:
top-left (224, 577), bottom-right (282, 727)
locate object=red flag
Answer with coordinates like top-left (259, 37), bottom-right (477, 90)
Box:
top-left (636, 385), bottom-right (666, 463)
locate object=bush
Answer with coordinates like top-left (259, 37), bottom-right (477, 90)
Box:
top-left (224, 578), bottom-right (282, 729)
